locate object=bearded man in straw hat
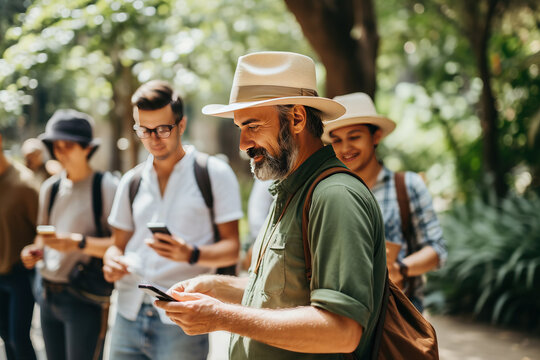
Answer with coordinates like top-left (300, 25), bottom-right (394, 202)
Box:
top-left (155, 52), bottom-right (387, 359)
top-left (323, 92), bottom-right (447, 313)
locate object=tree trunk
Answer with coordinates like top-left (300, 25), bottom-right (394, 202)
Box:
top-left (109, 59), bottom-right (138, 172)
top-left (284, 0), bottom-right (379, 98)
top-left (467, 0), bottom-right (507, 197)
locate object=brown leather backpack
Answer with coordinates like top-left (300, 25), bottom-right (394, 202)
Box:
top-left (301, 167), bottom-right (439, 360)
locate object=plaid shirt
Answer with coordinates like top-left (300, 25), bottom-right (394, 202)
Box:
top-left (371, 166), bottom-right (447, 303)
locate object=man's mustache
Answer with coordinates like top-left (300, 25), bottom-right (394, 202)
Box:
top-left (246, 147), bottom-right (268, 159)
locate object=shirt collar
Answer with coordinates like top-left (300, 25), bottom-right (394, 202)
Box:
top-left (142, 145), bottom-right (195, 181)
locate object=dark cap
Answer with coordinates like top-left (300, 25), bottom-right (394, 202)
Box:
top-left (39, 109), bottom-right (100, 159)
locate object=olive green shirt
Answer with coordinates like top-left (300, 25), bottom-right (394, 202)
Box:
top-left (229, 146), bottom-right (386, 359)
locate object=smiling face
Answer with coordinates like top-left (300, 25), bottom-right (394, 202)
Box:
top-left (234, 106), bottom-right (299, 181)
top-left (134, 105), bottom-right (185, 161)
top-left (329, 124), bottom-right (381, 174)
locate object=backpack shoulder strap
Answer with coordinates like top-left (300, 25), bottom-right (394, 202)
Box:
top-left (92, 172), bottom-right (104, 237)
top-left (193, 152), bottom-right (236, 275)
top-left (394, 172), bottom-right (415, 254)
top-left (47, 178), bottom-right (61, 224)
top-left (301, 166), bottom-right (366, 281)
top-left (128, 163), bottom-right (144, 213)
top-left (193, 152), bottom-right (214, 211)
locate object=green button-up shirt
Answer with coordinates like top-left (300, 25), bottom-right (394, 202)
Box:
top-left (229, 146), bottom-right (386, 360)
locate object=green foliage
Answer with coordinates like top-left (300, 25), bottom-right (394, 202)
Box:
top-left (376, 1), bottom-right (540, 200)
top-left (0, 0), bottom-right (312, 147)
top-left (425, 192), bottom-right (540, 331)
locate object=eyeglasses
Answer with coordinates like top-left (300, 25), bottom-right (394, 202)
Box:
top-left (133, 124), bottom-right (177, 139)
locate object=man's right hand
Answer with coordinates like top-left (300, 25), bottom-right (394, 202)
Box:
top-left (103, 245), bottom-right (129, 282)
top-left (21, 244), bottom-right (43, 269)
top-left (168, 274), bottom-right (219, 298)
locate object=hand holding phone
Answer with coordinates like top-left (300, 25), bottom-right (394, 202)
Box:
top-left (147, 222), bottom-right (171, 235)
top-left (138, 284), bottom-right (177, 302)
top-left (147, 222), bottom-right (172, 244)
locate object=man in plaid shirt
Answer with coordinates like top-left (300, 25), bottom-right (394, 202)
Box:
top-left (323, 92), bottom-right (447, 312)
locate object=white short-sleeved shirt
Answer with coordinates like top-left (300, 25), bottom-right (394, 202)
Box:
top-left (108, 145), bottom-right (243, 324)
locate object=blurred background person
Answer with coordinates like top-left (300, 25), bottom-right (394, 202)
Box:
top-left (20, 109), bottom-right (118, 360)
top-left (241, 178), bottom-right (273, 271)
top-left (21, 138), bottom-right (51, 184)
top-left (0, 133), bottom-right (39, 360)
top-left (323, 92), bottom-right (446, 313)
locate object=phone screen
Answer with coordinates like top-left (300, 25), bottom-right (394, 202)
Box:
top-left (147, 222), bottom-right (171, 235)
top-left (138, 284), bottom-right (177, 302)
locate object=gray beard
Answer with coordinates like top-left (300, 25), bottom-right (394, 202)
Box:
top-left (251, 124), bottom-right (299, 181)
top-left (251, 146), bottom-right (298, 181)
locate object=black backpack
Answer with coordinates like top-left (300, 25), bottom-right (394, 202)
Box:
top-left (128, 153), bottom-right (237, 275)
top-left (47, 172), bottom-right (114, 304)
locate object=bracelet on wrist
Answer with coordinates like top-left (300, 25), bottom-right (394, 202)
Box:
top-left (189, 245), bottom-right (200, 265)
top-left (78, 235), bottom-right (87, 249)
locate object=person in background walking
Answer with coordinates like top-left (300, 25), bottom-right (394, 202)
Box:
top-left (21, 138), bottom-right (51, 185)
top-left (20, 109), bottom-right (118, 360)
top-left (0, 133), bottom-right (39, 360)
top-left (323, 92), bottom-right (447, 312)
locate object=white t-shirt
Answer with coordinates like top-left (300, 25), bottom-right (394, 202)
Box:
top-left (38, 171), bottom-right (118, 283)
top-left (108, 145), bottom-right (243, 324)
top-left (247, 179), bottom-right (274, 244)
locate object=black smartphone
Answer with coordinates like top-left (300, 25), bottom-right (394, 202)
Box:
top-left (147, 222), bottom-right (172, 244)
top-left (147, 222), bottom-right (171, 235)
top-left (138, 284), bottom-right (177, 302)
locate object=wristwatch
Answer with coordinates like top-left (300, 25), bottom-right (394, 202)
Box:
top-left (397, 259), bottom-right (409, 278)
top-left (189, 245), bottom-right (200, 265)
top-left (78, 235), bottom-right (87, 249)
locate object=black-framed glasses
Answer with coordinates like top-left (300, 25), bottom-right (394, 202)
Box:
top-left (133, 124), bottom-right (177, 139)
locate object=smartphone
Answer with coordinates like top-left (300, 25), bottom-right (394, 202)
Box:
top-left (147, 222), bottom-right (171, 243)
top-left (147, 222), bottom-right (171, 235)
top-left (37, 225), bottom-right (56, 236)
top-left (138, 284), bottom-right (177, 302)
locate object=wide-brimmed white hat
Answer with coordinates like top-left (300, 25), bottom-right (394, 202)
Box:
top-left (322, 92), bottom-right (396, 143)
top-left (202, 51), bottom-right (345, 120)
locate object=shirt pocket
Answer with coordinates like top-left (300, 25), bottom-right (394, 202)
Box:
top-left (261, 233), bottom-right (286, 296)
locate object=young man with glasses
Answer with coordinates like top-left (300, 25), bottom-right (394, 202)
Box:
top-left (103, 80), bottom-right (243, 360)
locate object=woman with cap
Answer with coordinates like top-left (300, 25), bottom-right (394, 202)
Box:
top-left (322, 93), bottom-right (446, 312)
top-left (21, 109), bottom-right (118, 360)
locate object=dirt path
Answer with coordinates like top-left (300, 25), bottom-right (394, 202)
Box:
top-left (429, 314), bottom-right (540, 360)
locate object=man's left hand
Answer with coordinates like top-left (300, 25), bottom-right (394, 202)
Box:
top-left (154, 292), bottom-right (224, 335)
top-left (146, 233), bottom-right (193, 262)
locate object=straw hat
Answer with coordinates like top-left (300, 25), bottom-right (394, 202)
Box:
top-left (202, 51), bottom-right (345, 120)
top-left (322, 92), bottom-right (396, 143)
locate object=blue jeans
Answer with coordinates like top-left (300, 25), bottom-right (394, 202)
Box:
top-left (37, 280), bottom-right (108, 360)
top-left (109, 304), bottom-right (209, 360)
top-left (0, 263), bottom-right (37, 360)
